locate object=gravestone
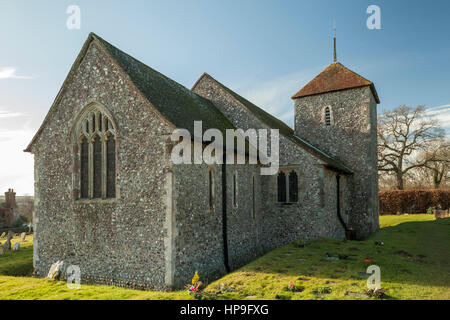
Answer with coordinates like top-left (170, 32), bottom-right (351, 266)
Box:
top-left (47, 261), bottom-right (65, 280)
top-left (12, 242), bottom-right (20, 251)
top-left (1, 232), bottom-right (13, 251)
top-left (434, 209), bottom-right (450, 219)
top-left (0, 247), bottom-right (5, 255)
top-left (20, 232), bottom-right (26, 242)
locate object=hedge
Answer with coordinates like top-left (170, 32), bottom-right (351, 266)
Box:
top-left (379, 189), bottom-right (450, 215)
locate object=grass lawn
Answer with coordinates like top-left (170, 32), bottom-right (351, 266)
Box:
top-left (0, 214), bottom-right (448, 300)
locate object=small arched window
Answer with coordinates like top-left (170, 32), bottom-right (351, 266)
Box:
top-left (289, 171), bottom-right (299, 203)
top-left (208, 167), bottom-right (215, 212)
top-left (325, 107), bottom-right (331, 126)
top-left (252, 174), bottom-right (256, 221)
top-left (277, 171), bottom-right (287, 203)
top-left (76, 107), bottom-right (117, 199)
top-left (233, 171), bottom-right (238, 208)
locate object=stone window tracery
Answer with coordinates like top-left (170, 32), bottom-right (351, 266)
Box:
top-left (76, 107), bottom-right (117, 199)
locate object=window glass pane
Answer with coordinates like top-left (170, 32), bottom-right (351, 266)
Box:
top-left (93, 136), bottom-right (102, 198)
top-left (106, 136), bottom-right (116, 198)
top-left (277, 172), bottom-right (286, 202)
top-left (233, 172), bottom-right (237, 207)
top-left (91, 113), bottom-right (96, 133)
top-left (289, 171), bottom-right (299, 202)
top-left (209, 170), bottom-right (214, 210)
top-left (325, 107), bottom-right (331, 126)
top-left (80, 137), bottom-right (89, 199)
top-left (252, 176), bottom-right (256, 219)
top-left (99, 113), bottom-right (103, 132)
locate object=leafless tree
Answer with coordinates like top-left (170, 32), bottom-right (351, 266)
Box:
top-left (417, 139), bottom-right (450, 189)
top-left (378, 105), bottom-right (445, 190)
top-left (17, 196), bottom-right (34, 223)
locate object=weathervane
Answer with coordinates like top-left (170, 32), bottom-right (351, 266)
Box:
top-left (333, 20), bottom-right (337, 62)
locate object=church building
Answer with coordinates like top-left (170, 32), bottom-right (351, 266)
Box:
top-left (25, 33), bottom-right (379, 290)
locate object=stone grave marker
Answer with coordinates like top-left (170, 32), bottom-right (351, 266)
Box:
top-left (1, 232), bottom-right (13, 251)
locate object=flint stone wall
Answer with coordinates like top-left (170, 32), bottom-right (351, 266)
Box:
top-left (294, 86), bottom-right (379, 238)
top-left (192, 76), bottom-right (347, 252)
top-left (30, 41), bottom-right (375, 291)
top-left (170, 156), bottom-right (262, 288)
top-left (31, 42), bottom-right (173, 290)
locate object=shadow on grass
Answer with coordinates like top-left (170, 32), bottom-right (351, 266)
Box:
top-left (229, 218), bottom-right (450, 290)
top-left (0, 243), bottom-right (34, 277)
top-left (0, 219), bottom-right (448, 300)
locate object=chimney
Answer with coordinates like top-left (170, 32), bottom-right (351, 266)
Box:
top-left (5, 189), bottom-right (16, 209)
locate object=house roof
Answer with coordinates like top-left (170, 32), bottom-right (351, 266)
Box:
top-left (193, 73), bottom-right (352, 174)
top-left (291, 62), bottom-right (380, 104)
top-left (25, 33), bottom-right (235, 152)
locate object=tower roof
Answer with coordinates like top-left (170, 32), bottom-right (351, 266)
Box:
top-left (291, 62), bottom-right (380, 103)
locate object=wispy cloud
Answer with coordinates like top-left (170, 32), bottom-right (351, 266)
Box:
top-left (425, 104), bottom-right (450, 137)
top-left (0, 107), bottom-right (23, 118)
top-left (0, 109), bottom-right (34, 195)
top-left (232, 69), bottom-right (319, 127)
top-left (0, 67), bottom-right (33, 80)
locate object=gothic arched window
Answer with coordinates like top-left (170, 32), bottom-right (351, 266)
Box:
top-left (325, 107), bottom-right (331, 126)
top-left (76, 107), bottom-right (117, 199)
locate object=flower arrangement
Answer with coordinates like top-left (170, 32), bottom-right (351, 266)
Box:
top-left (286, 281), bottom-right (304, 293)
top-left (186, 271), bottom-right (203, 295)
top-left (365, 288), bottom-right (388, 299)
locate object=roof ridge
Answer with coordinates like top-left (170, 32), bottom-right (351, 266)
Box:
top-left (194, 73), bottom-right (294, 135)
top-left (26, 33), bottom-right (236, 153)
top-left (91, 34), bottom-right (237, 134)
top-left (193, 73), bottom-right (351, 173)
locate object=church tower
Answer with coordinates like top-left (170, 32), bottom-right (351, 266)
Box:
top-left (291, 40), bottom-right (380, 239)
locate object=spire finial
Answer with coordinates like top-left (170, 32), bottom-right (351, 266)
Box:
top-left (333, 20), bottom-right (337, 62)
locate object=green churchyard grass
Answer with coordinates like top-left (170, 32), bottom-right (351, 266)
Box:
top-left (0, 214), bottom-right (448, 300)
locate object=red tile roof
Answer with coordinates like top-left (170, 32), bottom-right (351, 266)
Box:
top-left (291, 62), bottom-right (380, 103)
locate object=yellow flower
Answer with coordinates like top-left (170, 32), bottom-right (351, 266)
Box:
top-left (192, 271), bottom-right (199, 285)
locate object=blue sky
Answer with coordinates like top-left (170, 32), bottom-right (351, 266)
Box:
top-left (0, 0), bottom-right (449, 194)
